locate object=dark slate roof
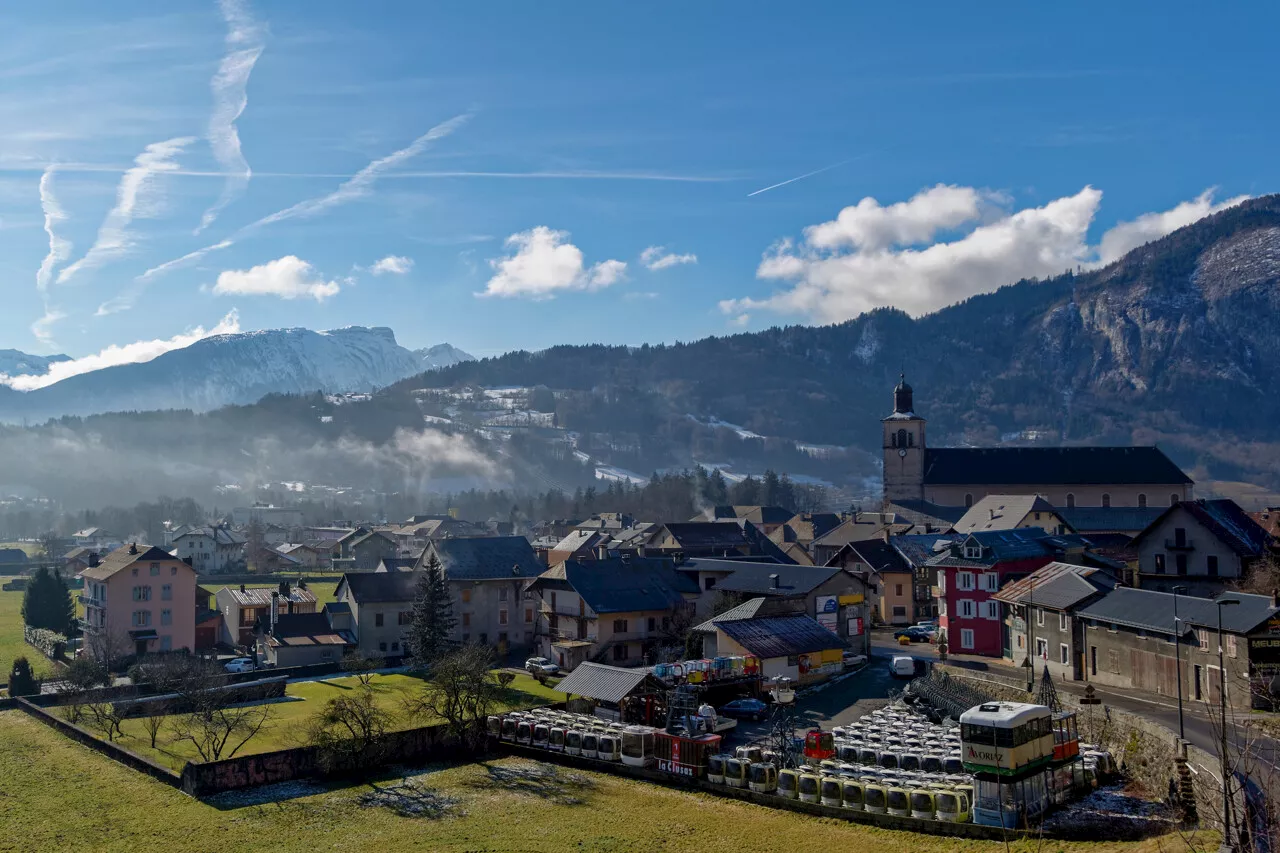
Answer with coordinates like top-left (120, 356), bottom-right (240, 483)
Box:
top-left (1077, 588), bottom-right (1279, 636)
top-left (336, 571), bottom-right (420, 604)
top-left (993, 562), bottom-right (1119, 611)
top-left (886, 501), bottom-right (967, 527)
top-left (829, 539), bottom-right (912, 575)
top-left (1058, 506), bottom-right (1165, 534)
top-left (1131, 500), bottom-right (1273, 558)
top-left (922, 446), bottom-right (1192, 486)
top-left (543, 557), bottom-right (695, 614)
top-left (324, 601), bottom-right (351, 615)
top-left (653, 522), bottom-right (752, 548)
top-left (554, 662), bottom-right (665, 704)
top-left (693, 596), bottom-right (802, 633)
top-left (426, 536), bottom-right (541, 580)
top-left (691, 559), bottom-right (839, 596)
top-left (715, 615), bottom-right (845, 658)
top-left (926, 529), bottom-right (1093, 568)
top-left (377, 557), bottom-right (418, 573)
top-left (271, 612), bottom-right (339, 640)
top-left (890, 534), bottom-right (959, 569)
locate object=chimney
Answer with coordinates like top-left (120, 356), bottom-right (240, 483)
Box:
top-left (882, 528), bottom-right (891, 544)
top-left (129, 542), bottom-right (138, 555)
top-left (769, 572), bottom-right (780, 589)
top-left (990, 508), bottom-right (996, 520)
top-left (240, 583), bottom-right (247, 593)
top-left (88, 552), bottom-right (100, 568)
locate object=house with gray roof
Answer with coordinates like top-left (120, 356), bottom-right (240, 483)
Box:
top-left (1130, 499), bottom-right (1273, 596)
top-left (693, 600), bottom-right (847, 686)
top-left (414, 535), bottom-right (543, 652)
top-left (993, 562), bottom-right (1119, 681)
top-left (1074, 587), bottom-right (1280, 711)
top-left (334, 571), bottom-right (421, 659)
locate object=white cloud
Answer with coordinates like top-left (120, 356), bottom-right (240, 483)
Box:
top-left (721, 185), bottom-right (1244, 325)
top-left (0, 310), bottom-right (241, 391)
top-left (30, 308), bottom-right (66, 346)
top-left (57, 136), bottom-right (194, 283)
top-left (196, 0), bottom-right (265, 233)
top-left (370, 255), bottom-right (414, 275)
top-left (480, 226), bottom-right (627, 298)
top-left (33, 167), bottom-right (72, 344)
top-left (640, 245), bottom-right (697, 270)
top-left (212, 256), bottom-right (340, 301)
top-left (1095, 189), bottom-right (1250, 266)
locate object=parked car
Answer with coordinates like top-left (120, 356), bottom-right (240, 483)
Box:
top-left (224, 657), bottom-right (255, 673)
top-left (894, 626), bottom-right (932, 643)
top-left (842, 649), bottom-right (867, 666)
top-left (525, 657), bottom-right (560, 676)
top-left (719, 698), bottom-right (769, 722)
top-left (890, 655), bottom-right (916, 678)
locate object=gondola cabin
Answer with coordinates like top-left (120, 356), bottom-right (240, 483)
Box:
top-left (803, 730), bottom-right (835, 762)
top-left (959, 702), bottom-right (1054, 777)
top-left (1052, 711), bottom-right (1079, 762)
top-left (620, 726), bottom-right (656, 768)
top-left (653, 730), bottom-right (722, 778)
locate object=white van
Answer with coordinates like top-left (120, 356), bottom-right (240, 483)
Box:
top-left (890, 655), bottom-right (916, 678)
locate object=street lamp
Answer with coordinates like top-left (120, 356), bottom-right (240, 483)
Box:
top-left (1216, 597), bottom-right (1240, 853)
top-left (1172, 585), bottom-right (1187, 742)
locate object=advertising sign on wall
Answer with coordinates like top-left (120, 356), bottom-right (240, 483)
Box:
top-left (815, 595), bottom-right (838, 614)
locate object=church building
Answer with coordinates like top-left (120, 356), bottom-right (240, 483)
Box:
top-left (882, 376), bottom-right (1193, 512)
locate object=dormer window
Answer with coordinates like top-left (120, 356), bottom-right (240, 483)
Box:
top-left (963, 543), bottom-right (982, 559)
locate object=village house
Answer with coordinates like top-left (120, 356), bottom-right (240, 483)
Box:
top-left (417, 535), bottom-right (544, 650)
top-left (79, 544), bottom-right (199, 661)
top-left (811, 512), bottom-right (915, 566)
top-left (215, 582), bottom-right (318, 647)
top-left (71, 527), bottom-right (117, 551)
top-left (693, 603), bottom-right (847, 685)
top-left (340, 529), bottom-right (400, 571)
top-left (257, 612), bottom-right (353, 668)
top-left (951, 495), bottom-right (1073, 536)
top-left (527, 556), bottom-right (698, 671)
top-left (994, 562), bottom-right (1120, 682)
top-left (277, 542), bottom-right (324, 569)
top-left (61, 547), bottom-right (94, 575)
top-left (1075, 587), bottom-right (1280, 712)
top-left (194, 586), bottom-right (221, 651)
top-left (1130, 499), bottom-right (1273, 596)
top-left (333, 572), bottom-right (418, 659)
top-left (881, 375), bottom-right (1194, 509)
top-left (769, 512), bottom-right (843, 554)
top-left (171, 526), bottom-right (247, 574)
top-left (825, 538), bottom-right (915, 627)
top-left (690, 506), bottom-right (794, 536)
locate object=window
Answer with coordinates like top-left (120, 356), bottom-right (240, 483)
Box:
top-left (647, 617), bottom-right (656, 632)
top-left (982, 573), bottom-right (999, 592)
top-left (1227, 635), bottom-right (1237, 659)
top-left (132, 568), bottom-right (138, 576)
top-left (499, 609), bottom-right (508, 626)
top-left (1207, 556), bottom-right (1219, 577)
top-left (1036, 608), bottom-right (1045, 627)
top-left (398, 611), bottom-right (412, 625)
top-left (131, 610), bottom-right (151, 627)
top-left (1066, 493), bottom-right (1075, 508)
top-left (1059, 613), bottom-right (1069, 632)
top-left (1036, 638), bottom-right (1048, 659)
top-left (662, 616), bottom-right (670, 631)
top-left (150, 563), bottom-right (160, 576)
top-left (937, 573), bottom-right (946, 594)
top-left (160, 609), bottom-right (172, 626)
top-left (159, 635), bottom-right (172, 651)
top-left (613, 619), bottom-right (628, 633)
top-left (963, 543), bottom-right (981, 559)
top-left (964, 494), bottom-right (974, 508)
top-left (1108, 649), bottom-right (1121, 674)
top-left (1197, 629), bottom-right (1209, 651)
top-left (525, 608), bottom-right (533, 623)
top-left (1154, 554), bottom-right (1166, 574)
top-left (1174, 527), bottom-right (1187, 547)
top-left (171, 566), bottom-right (177, 575)
top-left (1060, 644), bottom-right (1070, 665)
top-left (461, 588), bottom-right (472, 604)
top-left (1138, 494), bottom-right (1147, 508)
top-left (957, 572), bottom-right (975, 590)
top-left (550, 592), bottom-right (556, 610)
top-left (959, 599), bottom-right (975, 618)
top-left (161, 584), bottom-right (172, 601)
top-left (498, 632), bottom-right (508, 645)
top-left (960, 629), bottom-right (975, 649)
top-left (704, 577), bottom-right (716, 591)
top-left (1101, 494), bottom-right (1111, 508)
top-left (374, 612), bottom-right (384, 627)
top-left (462, 613), bottom-right (471, 627)
top-left (983, 600), bottom-right (1000, 620)
top-left (1016, 634), bottom-right (1024, 649)
top-left (894, 584), bottom-right (903, 597)
top-left (132, 586), bottom-right (151, 601)
top-left (391, 642), bottom-right (400, 652)
top-left (499, 587), bottom-right (508, 602)
top-left (893, 605), bottom-right (908, 618)
top-left (379, 642), bottom-right (387, 652)
top-left (612, 644), bottom-right (629, 661)
top-left (1175, 554), bottom-right (1188, 575)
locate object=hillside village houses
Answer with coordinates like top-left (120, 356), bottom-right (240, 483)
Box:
top-left (216, 582), bottom-right (318, 646)
top-left (79, 544), bottom-right (198, 660)
top-left (171, 525), bottom-right (247, 574)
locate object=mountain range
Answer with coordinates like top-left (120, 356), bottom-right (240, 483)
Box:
top-left (0, 328), bottom-right (472, 423)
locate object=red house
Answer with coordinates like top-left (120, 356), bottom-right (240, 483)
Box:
top-left (930, 530), bottom-right (1103, 657)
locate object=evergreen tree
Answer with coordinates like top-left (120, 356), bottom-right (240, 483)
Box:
top-left (22, 567), bottom-right (74, 635)
top-left (408, 555), bottom-right (456, 666)
top-left (761, 469), bottom-right (782, 506)
top-left (707, 468), bottom-right (730, 505)
top-left (9, 656), bottom-right (39, 696)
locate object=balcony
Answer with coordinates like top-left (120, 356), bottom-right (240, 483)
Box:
top-left (77, 594), bottom-right (102, 608)
top-left (1164, 539), bottom-right (1195, 551)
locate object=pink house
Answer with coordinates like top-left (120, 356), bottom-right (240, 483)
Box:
top-left (79, 544), bottom-right (198, 663)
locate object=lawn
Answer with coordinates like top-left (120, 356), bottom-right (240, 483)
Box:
top-left (0, 709), bottom-right (1201, 853)
top-left (0, 589), bottom-right (54, 682)
top-left (111, 670), bottom-right (564, 771)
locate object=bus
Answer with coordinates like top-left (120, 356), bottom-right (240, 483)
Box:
top-left (959, 702), bottom-right (1054, 777)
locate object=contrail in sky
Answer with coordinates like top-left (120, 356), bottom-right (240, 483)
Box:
top-left (747, 156), bottom-right (867, 197)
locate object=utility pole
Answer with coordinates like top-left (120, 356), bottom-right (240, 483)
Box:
top-left (1216, 598), bottom-right (1239, 853)
top-left (1172, 585), bottom-right (1187, 743)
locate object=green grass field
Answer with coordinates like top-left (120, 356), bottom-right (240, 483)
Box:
top-left (0, 709), bottom-right (1197, 853)
top-left (110, 671), bottom-right (564, 771)
top-left (0, 589), bottom-right (54, 682)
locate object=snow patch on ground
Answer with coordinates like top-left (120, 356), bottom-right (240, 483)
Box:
top-left (595, 465), bottom-right (648, 485)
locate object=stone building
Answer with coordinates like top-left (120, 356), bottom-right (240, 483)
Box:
top-left (1130, 499), bottom-right (1273, 596)
top-left (995, 562), bottom-right (1120, 682)
top-left (417, 535), bottom-right (544, 651)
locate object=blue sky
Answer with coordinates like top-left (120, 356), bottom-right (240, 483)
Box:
top-left (0, 1), bottom-right (1276, 371)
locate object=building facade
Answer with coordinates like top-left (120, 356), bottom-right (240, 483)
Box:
top-left (79, 544), bottom-right (198, 662)
top-left (171, 526), bottom-right (247, 574)
top-left (1131, 499), bottom-right (1273, 595)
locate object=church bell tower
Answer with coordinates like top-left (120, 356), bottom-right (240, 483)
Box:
top-left (882, 374), bottom-right (926, 503)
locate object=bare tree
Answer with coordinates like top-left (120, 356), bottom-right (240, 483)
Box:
top-left (341, 652), bottom-right (381, 687)
top-left (83, 701), bottom-right (125, 742)
top-left (403, 645), bottom-right (500, 750)
top-left (84, 627), bottom-right (133, 671)
top-left (139, 701), bottom-right (168, 749)
top-left (166, 659), bottom-right (273, 762)
top-left (307, 687), bottom-right (395, 773)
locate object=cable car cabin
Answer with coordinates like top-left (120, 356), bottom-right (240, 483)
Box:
top-left (797, 773), bottom-right (821, 804)
top-left (621, 726), bottom-right (656, 768)
top-left (748, 762), bottom-right (778, 793)
top-left (935, 789), bottom-right (971, 823)
top-left (959, 702), bottom-right (1054, 777)
top-left (707, 753), bottom-right (727, 784)
top-left (1052, 711), bottom-right (1080, 762)
top-left (886, 787), bottom-right (910, 818)
top-left (486, 715), bottom-right (503, 738)
top-left (532, 723), bottom-right (550, 748)
top-left (549, 726), bottom-right (566, 751)
top-left (842, 780), bottom-right (864, 810)
top-left (863, 783), bottom-right (888, 814)
top-left (500, 717), bottom-right (518, 741)
top-left (580, 732), bottom-right (599, 759)
top-left (515, 720), bottom-right (534, 745)
top-left (597, 734), bottom-right (622, 762)
top-left (820, 777), bottom-right (843, 807)
top-left (724, 757), bottom-right (748, 788)
top-left (653, 730), bottom-right (722, 779)
top-left (565, 729), bottom-right (583, 755)
top-left (777, 768), bottom-right (800, 799)
top-left (735, 745), bottom-right (763, 763)
top-left (804, 730), bottom-right (835, 762)
top-left (910, 788), bottom-right (937, 820)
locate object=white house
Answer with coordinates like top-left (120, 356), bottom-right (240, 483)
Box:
top-left (172, 526), bottom-right (247, 574)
